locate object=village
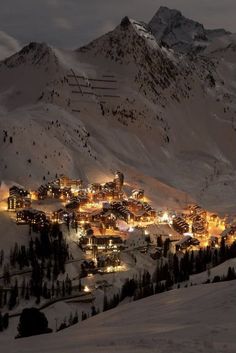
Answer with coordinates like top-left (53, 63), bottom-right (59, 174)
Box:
top-left (5, 172), bottom-right (236, 263)
top-left (0, 172), bottom-right (236, 333)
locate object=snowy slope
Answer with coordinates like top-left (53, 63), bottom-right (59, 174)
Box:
top-left (1, 281), bottom-right (236, 353)
top-left (0, 12), bottom-right (236, 212)
top-left (189, 258), bottom-right (236, 285)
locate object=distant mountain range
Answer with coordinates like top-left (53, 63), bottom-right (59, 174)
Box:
top-left (0, 7), bottom-right (236, 213)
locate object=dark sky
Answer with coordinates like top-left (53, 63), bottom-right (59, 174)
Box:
top-left (0, 0), bottom-right (235, 56)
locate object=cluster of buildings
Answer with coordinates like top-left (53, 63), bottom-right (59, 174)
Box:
top-left (6, 173), bottom-right (156, 231)
top-left (49, 173), bottom-right (156, 228)
top-left (172, 204), bottom-right (221, 237)
top-left (38, 175), bottom-right (82, 201)
top-left (7, 185), bottom-right (46, 226)
top-left (7, 175), bottom-right (234, 256)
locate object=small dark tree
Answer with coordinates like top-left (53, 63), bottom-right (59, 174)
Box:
top-left (2, 313), bottom-right (9, 330)
top-left (17, 308), bottom-right (52, 338)
top-left (0, 312), bottom-right (3, 332)
top-left (163, 238), bottom-right (170, 257)
top-left (72, 311), bottom-right (79, 325)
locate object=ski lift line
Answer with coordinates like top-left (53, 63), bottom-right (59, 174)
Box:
top-left (92, 87), bottom-right (117, 90)
top-left (72, 100), bottom-right (99, 104)
top-left (67, 75), bottom-right (117, 83)
top-left (70, 69), bottom-right (83, 96)
top-left (102, 94), bottom-right (120, 98)
top-left (70, 83), bottom-right (93, 89)
top-left (71, 91), bottom-right (96, 95)
top-left (69, 83), bottom-right (90, 88)
top-left (69, 83), bottom-right (117, 90)
top-left (88, 78), bottom-right (117, 83)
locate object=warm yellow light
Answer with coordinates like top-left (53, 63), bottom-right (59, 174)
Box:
top-left (84, 285), bottom-right (90, 292)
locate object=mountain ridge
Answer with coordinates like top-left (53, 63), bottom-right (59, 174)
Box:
top-left (0, 8), bottom-right (236, 213)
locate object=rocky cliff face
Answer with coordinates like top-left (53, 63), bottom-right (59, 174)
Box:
top-left (149, 6), bottom-right (230, 53)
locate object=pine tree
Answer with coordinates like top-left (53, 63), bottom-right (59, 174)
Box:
top-left (0, 250), bottom-right (4, 267)
top-left (81, 311), bottom-right (87, 321)
top-left (68, 312), bottom-right (73, 326)
top-left (163, 238), bottom-right (170, 257)
top-left (173, 254), bottom-right (180, 283)
top-left (72, 311), bottom-right (78, 325)
top-left (91, 306), bottom-right (97, 316)
top-left (8, 283), bottom-right (18, 310)
top-left (25, 283), bottom-right (30, 301)
top-left (219, 237), bottom-right (226, 261)
top-left (2, 313), bottom-right (9, 330)
top-left (0, 312), bottom-right (3, 332)
top-left (21, 277), bottom-right (26, 299)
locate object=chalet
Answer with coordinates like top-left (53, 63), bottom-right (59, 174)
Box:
top-left (8, 186), bottom-right (31, 211)
top-left (176, 236), bottom-right (200, 251)
top-left (192, 215), bottom-right (206, 234)
top-left (77, 212), bottom-right (90, 222)
top-left (172, 217), bottom-right (189, 234)
top-left (91, 191), bottom-right (106, 202)
top-left (88, 183), bottom-right (102, 193)
top-left (189, 204), bottom-right (206, 218)
top-left (38, 181), bottom-right (72, 200)
top-left (9, 186), bottom-right (29, 198)
top-left (104, 181), bottom-right (116, 192)
top-left (141, 202), bottom-right (156, 217)
top-left (16, 209), bottom-right (46, 225)
top-left (66, 200), bottom-right (80, 211)
top-left (59, 175), bottom-right (82, 190)
top-left (8, 195), bottom-right (31, 211)
top-left (132, 209), bottom-right (155, 222)
top-left (221, 226), bottom-right (236, 241)
top-left (80, 235), bottom-right (123, 253)
top-left (52, 209), bottom-right (70, 223)
top-left (89, 209), bottom-right (105, 222)
top-left (132, 189), bottom-right (144, 200)
top-left (127, 199), bottom-right (143, 213)
top-left (60, 187), bottom-right (72, 200)
top-left (47, 183), bottom-right (61, 199)
top-left (111, 202), bottom-right (133, 222)
top-left (37, 183), bottom-right (61, 200)
top-left (38, 185), bottom-right (48, 200)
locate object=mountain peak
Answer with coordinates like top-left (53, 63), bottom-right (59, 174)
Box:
top-left (149, 6), bottom-right (230, 53)
top-left (2, 42), bottom-right (57, 68)
top-left (157, 6), bottom-right (182, 17)
top-left (78, 15), bottom-right (162, 64)
top-left (120, 16), bottom-right (132, 28)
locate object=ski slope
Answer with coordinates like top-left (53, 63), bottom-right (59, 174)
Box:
top-left (1, 281), bottom-right (235, 353)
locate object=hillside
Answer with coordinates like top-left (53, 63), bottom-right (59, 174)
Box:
top-left (0, 9), bottom-right (236, 212)
top-left (2, 281), bottom-right (236, 353)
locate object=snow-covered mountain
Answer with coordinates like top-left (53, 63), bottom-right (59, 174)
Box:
top-left (0, 9), bottom-right (236, 213)
top-left (149, 6), bottom-right (230, 53)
